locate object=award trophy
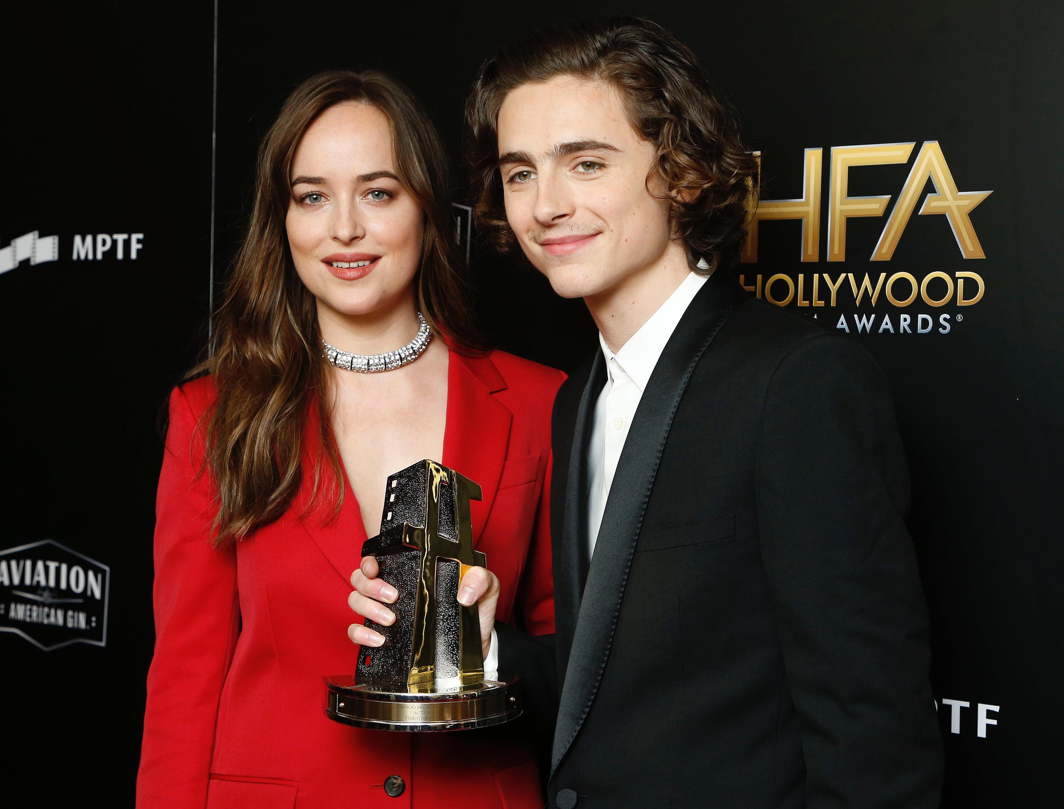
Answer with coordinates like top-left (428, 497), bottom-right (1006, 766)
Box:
top-left (325, 460), bottom-right (522, 731)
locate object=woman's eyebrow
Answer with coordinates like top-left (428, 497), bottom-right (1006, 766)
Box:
top-left (356, 170), bottom-right (400, 183)
top-left (290, 170), bottom-right (400, 186)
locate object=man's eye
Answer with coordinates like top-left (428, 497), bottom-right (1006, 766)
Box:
top-left (575, 161), bottom-right (603, 174)
top-left (507, 170), bottom-right (534, 185)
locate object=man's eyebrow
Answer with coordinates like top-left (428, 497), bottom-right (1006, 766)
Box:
top-left (554, 139), bottom-right (620, 157)
top-left (290, 170), bottom-right (400, 186)
top-left (497, 140), bottom-right (621, 168)
top-left (497, 151), bottom-right (533, 167)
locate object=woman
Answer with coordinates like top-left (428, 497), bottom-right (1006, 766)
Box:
top-left (136, 70), bottom-right (562, 809)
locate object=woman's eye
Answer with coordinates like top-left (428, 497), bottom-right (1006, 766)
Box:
top-left (366, 189), bottom-right (393, 202)
top-left (301, 192), bottom-right (325, 205)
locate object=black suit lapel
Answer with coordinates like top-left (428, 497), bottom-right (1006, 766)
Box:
top-left (551, 274), bottom-right (739, 775)
top-left (551, 352), bottom-right (604, 681)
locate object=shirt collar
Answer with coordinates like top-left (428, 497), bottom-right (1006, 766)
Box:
top-left (598, 269), bottom-right (709, 392)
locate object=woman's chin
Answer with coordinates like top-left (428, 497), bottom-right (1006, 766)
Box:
top-left (315, 291), bottom-right (415, 324)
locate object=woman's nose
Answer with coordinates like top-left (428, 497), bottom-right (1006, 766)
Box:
top-left (331, 200), bottom-right (365, 243)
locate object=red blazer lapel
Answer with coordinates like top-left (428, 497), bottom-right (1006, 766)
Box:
top-left (290, 350), bottom-right (512, 583)
top-left (443, 352), bottom-right (512, 545)
top-left (292, 403), bottom-right (367, 588)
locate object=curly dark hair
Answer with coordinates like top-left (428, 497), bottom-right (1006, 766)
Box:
top-left (465, 17), bottom-right (758, 272)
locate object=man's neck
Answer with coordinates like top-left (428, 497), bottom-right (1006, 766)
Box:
top-left (585, 244), bottom-right (692, 354)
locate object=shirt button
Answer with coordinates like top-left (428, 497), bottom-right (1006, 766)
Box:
top-left (611, 417), bottom-right (625, 431)
top-left (383, 775), bottom-right (405, 797)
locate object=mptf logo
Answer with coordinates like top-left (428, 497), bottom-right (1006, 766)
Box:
top-left (740, 141), bottom-right (992, 336)
top-left (0, 539), bottom-right (110, 651)
top-left (0, 230), bottom-right (145, 277)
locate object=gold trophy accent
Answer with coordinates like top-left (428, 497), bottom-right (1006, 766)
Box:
top-left (325, 460), bottom-right (522, 731)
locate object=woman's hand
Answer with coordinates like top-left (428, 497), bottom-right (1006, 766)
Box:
top-left (348, 555), bottom-right (499, 659)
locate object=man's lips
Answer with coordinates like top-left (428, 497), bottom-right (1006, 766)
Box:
top-left (538, 233), bottom-right (600, 256)
top-left (322, 253), bottom-right (380, 280)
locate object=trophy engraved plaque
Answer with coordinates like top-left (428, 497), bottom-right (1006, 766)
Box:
top-left (325, 460), bottom-right (522, 731)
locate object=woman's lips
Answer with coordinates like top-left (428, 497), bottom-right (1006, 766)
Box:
top-left (539, 233), bottom-right (599, 256)
top-left (322, 254), bottom-right (380, 281)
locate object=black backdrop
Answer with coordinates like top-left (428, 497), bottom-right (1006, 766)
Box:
top-left (1, 1), bottom-right (1060, 806)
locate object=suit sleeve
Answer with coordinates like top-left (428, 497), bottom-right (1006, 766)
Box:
top-left (136, 386), bottom-right (239, 809)
top-left (755, 334), bottom-right (942, 809)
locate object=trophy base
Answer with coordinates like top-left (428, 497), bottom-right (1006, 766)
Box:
top-left (324, 676), bottom-right (522, 732)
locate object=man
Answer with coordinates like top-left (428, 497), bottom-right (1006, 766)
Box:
top-left (352, 17), bottom-right (942, 809)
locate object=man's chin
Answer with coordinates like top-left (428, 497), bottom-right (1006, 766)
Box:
top-left (546, 281), bottom-right (589, 300)
top-left (536, 264), bottom-right (605, 301)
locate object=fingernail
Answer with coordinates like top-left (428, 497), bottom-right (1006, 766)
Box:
top-left (457, 586), bottom-right (475, 606)
top-left (378, 609), bottom-right (395, 626)
top-left (381, 584), bottom-right (398, 603)
top-left (366, 631), bottom-right (385, 647)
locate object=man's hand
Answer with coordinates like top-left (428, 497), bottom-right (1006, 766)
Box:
top-left (347, 555), bottom-right (500, 659)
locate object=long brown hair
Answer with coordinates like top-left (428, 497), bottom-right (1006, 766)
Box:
top-left (466, 17), bottom-right (758, 272)
top-left (196, 69), bottom-right (481, 544)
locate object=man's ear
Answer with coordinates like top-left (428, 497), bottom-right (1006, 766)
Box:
top-left (671, 186), bottom-right (700, 204)
top-left (665, 181), bottom-right (701, 242)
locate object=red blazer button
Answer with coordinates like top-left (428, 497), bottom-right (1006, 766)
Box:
top-left (383, 775), bottom-right (406, 798)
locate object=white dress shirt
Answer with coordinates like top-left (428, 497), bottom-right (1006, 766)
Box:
top-left (586, 270), bottom-right (709, 554)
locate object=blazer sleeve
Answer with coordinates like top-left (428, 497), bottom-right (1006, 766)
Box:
top-left (516, 446), bottom-right (557, 637)
top-left (497, 369), bottom-right (565, 763)
top-left (136, 385), bottom-right (239, 809)
top-left (755, 334), bottom-right (943, 809)
top-left (509, 365), bottom-right (566, 639)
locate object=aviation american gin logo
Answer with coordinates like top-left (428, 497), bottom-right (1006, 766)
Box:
top-left (0, 539), bottom-right (110, 650)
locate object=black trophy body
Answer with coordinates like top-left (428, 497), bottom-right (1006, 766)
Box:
top-left (325, 460), bottom-right (521, 731)
top-left (356, 459), bottom-right (484, 691)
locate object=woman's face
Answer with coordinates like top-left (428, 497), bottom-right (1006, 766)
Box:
top-left (285, 101), bottom-right (423, 325)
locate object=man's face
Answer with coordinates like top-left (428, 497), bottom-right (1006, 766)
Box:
top-left (496, 75), bottom-right (676, 303)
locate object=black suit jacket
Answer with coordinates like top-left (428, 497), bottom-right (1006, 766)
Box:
top-left (519, 271), bottom-right (942, 809)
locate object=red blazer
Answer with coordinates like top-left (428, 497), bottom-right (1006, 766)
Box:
top-left (137, 350), bottom-right (564, 809)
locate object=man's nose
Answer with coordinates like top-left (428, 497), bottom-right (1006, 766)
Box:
top-left (533, 173), bottom-right (574, 225)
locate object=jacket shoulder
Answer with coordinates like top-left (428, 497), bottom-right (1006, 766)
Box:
top-left (722, 297), bottom-right (886, 390)
top-left (172, 372), bottom-right (217, 420)
top-left (486, 349), bottom-right (567, 400)
top-left (728, 296), bottom-right (868, 358)
top-left (733, 296), bottom-right (828, 341)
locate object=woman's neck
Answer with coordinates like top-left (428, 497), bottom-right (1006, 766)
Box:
top-left (317, 298), bottom-right (422, 357)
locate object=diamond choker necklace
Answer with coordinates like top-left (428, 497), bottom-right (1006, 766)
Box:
top-left (322, 312), bottom-right (433, 373)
